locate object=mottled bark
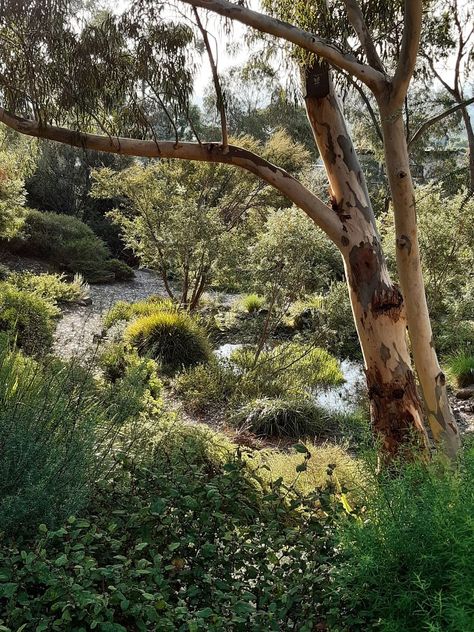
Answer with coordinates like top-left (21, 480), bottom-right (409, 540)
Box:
top-left (304, 64), bottom-right (429, 455)
top-left (378, 96), bottom-right (461, 458)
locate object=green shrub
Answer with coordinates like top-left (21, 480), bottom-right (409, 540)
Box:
top-left (0, 345), bottom-right (101, 536)
top-left (125, 309), bottom-right (212, 372)
top-left (0, 429), bottom-right (341, 631)
top-left (173, 360), bottom-right (237, 414)
top-left (103, 297), bottom-right (174, 329)
top-left (0, 282), bottom-right (58, 355)
top-left (231, 342), bottom-right (344, 397)
top-left (230, 396), bottom-right (332, 438)
top-left (240, 293), bottom-right (265, 313)
top-left (326, 444), bottom-right (474, 631)
top-left (445, 351), bottom-right (474, 387)
top-left (11, 209), bottom-right (117, 282)
top-left (105, 257), bottom-right (135, 281)
top-left (7, 271), bottom-right (89, 305)
top-left (260, 442), bottom-right (366, 500)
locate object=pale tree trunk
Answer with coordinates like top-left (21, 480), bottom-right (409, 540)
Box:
top-left (378, 97), bottom-right (461, 458)
top-left (303, 65), bottom-right (429, 455)
top-left (460, 105), bottom-right (474, 192)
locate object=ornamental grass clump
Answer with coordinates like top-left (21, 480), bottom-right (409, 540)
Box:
top-left (445, 351), bottom-right (474, 388)
top-left (125, 309), bottom-right (212, 372)
top-left (230, 396), bottom-right (332, 438)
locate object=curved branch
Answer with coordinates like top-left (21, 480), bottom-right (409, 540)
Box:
top-left (391, 0), bottom-right (423, 107)
top-left (342, 0), bottom-right (385, 72)
top-left (178, 0), bottom-right (385, 92)
top-left (408, 96), bottom-right (474, 148)
top-left (0, 107), bottom-right (342, 242)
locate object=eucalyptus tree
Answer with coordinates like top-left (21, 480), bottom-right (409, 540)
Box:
top-left (0, 0), bottom-right (463, 457)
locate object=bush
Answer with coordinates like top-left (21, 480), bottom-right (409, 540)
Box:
top-left (105, 257), bottom-right (135, 281)
top-left (240, 293), bottom-right (265, 313)
top-left (445, 352), bottom-right (474, 387)
top-left (0, 344), bottom-right (101, 536)
top-left (7, 271), bottom-right (89, 306)
top-left (125, 309), bottom-right (212, 372)
top-left (0, 427), bottom-right (341, 631)
top-left (10, 209), bottom-right (131, 283)
top-left (0, 282), bottom-right (58, 355)
top-left (103, 297), bottom-right (174, 329)
top-left (230, 396), bottom-right (332, 438)
top-left (173, 360), bottom-right (237, 414)
top-left (259, 442), bottom-right (366, 500)
top-left (326, 444), bottom-right (474, 631)
top-left (231, 342), bottom-right (344, 396)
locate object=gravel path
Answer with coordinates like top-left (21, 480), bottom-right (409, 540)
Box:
top-left (53, 269), bottom-right (166, 358)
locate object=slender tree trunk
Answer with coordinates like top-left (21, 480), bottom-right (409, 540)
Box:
top-left (303, 64), bottom-right (429, 455)
top-left (460, 105), bottom-right (474, 192)
top-left (378, 97), bottom-right (461, 458)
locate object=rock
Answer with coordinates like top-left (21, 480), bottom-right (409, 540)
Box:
top-left (455, 386), bottom-right (474, 400)
top-left (76, 297), bottom-right (93, 306)
top-left (257, 308), bottom-right (269, 316)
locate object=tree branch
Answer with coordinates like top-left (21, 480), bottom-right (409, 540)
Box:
top-left (408, 96), bottom-right (474, 148)
top-left (342, 0), bottom-right (385, 72)
top-left (0, 107), bottom-right (342, 242)
top-left (391, 0), bottom-right (423, 107)
top-left (178, 0), bottom-right (385, 92)
top-left (192, 6), bottom-right (229, 150)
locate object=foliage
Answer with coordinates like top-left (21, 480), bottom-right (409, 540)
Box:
top-left (125, 309), bottom-right (212, 373)
top-left (0, 126), bottom-right (36, 240)
top-left (380, 186), bottom-right (474, 317)
top-left (231, 342), bottom-right (344, 394)
top-left (230, 396), bottom-right (332, 438)
top-left (445, 352), bottom-right (474, 388)
top-left (103, 297), bottom-right (174, 329)
top-left (9, 209), bottom-right (116, 282)
top-left (173, 359), bottom-right (237, 415)
top-left (25, 141), bottom-right (133, 256)
top-left (326, 443), bottom-right (474, 631)
top-left (0, 343), bottom-right (100, 536)
top-left (91, 137), bottom-right (285, 306)
top-left (174, 342), bottom-right (343, 426)
top-left (259, 442), bottom-right (366, 500)
top-left (240, 293), bottom-right (265, 313)
top-left (105, 258), bottom-right (135, 281)
top-left (251, 206), bottom-right (342, 302)
top-left (7, 271), bottom-right (89, 306)
top-left (0, 425), bottom-right (343, 631)
top-left (0, 283), bottom-right (58, 355)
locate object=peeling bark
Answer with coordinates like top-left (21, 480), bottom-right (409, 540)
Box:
top-left (379, 97), bottom-right (461, 458)
top-left (304, 64), bottom-right (429, 456)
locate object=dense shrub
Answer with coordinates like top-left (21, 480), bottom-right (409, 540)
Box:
top-left (10, 209), bottom-right (111, 280)
top-left (173, 359), bottom-right (237, 414)
top-left (7, 271), bottom-right (89, 306)
top-left (445, 351), bottom-right (474, 387)
top-left (105, 257), bottom-right (135, 281)
top-left (230, 396), bottom-right (332, 438)
top-left (0, 283), bottom-right (58, 355)
top-left (231, 342), bottom-right (344, 395)
top-left (0, 427), bottom-right (341, 631)
top-left (125, 310), bottom-right (212, 372)
top-left (0, 345), bottom-right (101, 536)
top-left (103, 297), bottom-right (174, 329)
top-left (326, 444), bottom-right (474, 631)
